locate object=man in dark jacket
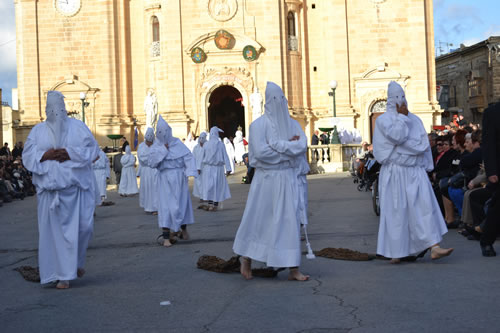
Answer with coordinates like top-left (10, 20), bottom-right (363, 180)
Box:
top-left (479, 102), bottom-right (500, 257)
top-left (12, 142), bottom-right (23, 160)
top-left (0, 143), bottom-right (11, 157)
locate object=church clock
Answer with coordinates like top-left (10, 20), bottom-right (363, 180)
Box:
top-left (54, 0), bottom-right (81, 17)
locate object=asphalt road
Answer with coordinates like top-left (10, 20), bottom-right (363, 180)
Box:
top-left (1, 172), bottom-right (498, 333)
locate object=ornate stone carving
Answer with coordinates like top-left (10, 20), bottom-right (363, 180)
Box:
top-left (200, 66), bottom-right (253, 92)
top-left (208, 0), bottom-right (238, 22)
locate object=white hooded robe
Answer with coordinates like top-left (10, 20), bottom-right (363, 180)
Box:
top-left (119, 146), bottom-right (139, 195)
top-left (137, 128), bottom-right (159, 212)
top-left (200, 127), bottom-right (232, 202)
top-left (223, 137), bottom-right (236, 174)
top-left (22, 91), bottom-right (99, 284)
top-left (373, 81), bottom-right (448, 259)
top-left (233, 82), bottom-right (307, 268)
top-left (149, 116), bottom-right (198, 232)
top-left (192, 132), bottom-right (207, 199)
top-left (93, 150), bottom-right (110, 199)
top-left (234, 130), bottom-right (246, 163)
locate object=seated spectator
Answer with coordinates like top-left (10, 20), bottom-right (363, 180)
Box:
top-left (460, 165), bottom-right (487, 240)
top-left (448, 130), bottom-right (480, 220)
top-left (432, 134), bottom-right (459, 227)
top-left (241, 153), bottom-right (254, 184)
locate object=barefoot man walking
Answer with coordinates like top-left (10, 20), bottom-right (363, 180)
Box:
top-left (23, 91), bottom-right (99, 289)
top-left (233, 82), bottom-right (309, 281)
top-left (373, 81), bottom-right (453, 263)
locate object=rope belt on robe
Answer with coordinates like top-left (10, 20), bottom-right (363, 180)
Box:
top-left (48, 190), bottom-right (61, 210)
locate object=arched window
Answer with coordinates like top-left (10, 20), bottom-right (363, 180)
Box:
top-left (152, 16), bottom-right (160, 42)
top-left (287, 11), bottom-right (298, 51)
top-left (151, 16), bottom-right (160, 57)
top-left (287, 11), bottom-right (295, 37)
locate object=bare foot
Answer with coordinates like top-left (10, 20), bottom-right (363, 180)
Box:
top-left (240, 257), bottom-right (253, 280)
top-left (431, 246), bottom-right (454, 260)
top-left (181, 229), bottom-right (190, 240)
top-left (56, 280), bottom-right (69, 289)
top-left (77, 268), bottom-right (85, 278)
top-left (288, 269), bottom-right (310, 281)
top-left (163, 239), bottom-right (173, 247)
top-left (390, 258), bottom-right (401, 264)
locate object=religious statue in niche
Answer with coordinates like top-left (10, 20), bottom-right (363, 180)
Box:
top-left (250, 87), bottom-right (263, 120)
top-left (208, 0), bottom-right (238, 22)
top-left (144, 89), bottom-right (158, 130)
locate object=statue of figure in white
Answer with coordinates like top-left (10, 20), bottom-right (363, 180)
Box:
top-left (250, 87), bottom-right (263, 121)
top-left (144, 89), bottom-right (158, 130)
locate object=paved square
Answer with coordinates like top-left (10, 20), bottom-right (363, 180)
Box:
top-left (1, 173), bottom-right (498, 332)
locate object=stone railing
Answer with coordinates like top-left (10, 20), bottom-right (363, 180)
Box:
top-left (307, 144), bottom-right (362, 173)
top-left (288, 35), bottom-right (298, 51)
top-left (151, 41), bottom-right (160, 57)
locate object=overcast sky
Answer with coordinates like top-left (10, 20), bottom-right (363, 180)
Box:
top-left (1, 1), bottom-right (499, 105)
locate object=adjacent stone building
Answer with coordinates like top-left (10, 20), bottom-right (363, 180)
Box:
top-left (436, 36), bottom-right (500, 124)
top-left (14, 0), bottom-right (441, 146)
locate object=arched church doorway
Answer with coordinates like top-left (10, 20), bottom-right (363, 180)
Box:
top-left (370, 100), bottom-right (387, 141)
top-left (208, 85), bottom-right (245, 138)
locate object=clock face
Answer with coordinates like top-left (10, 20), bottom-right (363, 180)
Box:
top-left (54, 0), bottom-right (81, 17)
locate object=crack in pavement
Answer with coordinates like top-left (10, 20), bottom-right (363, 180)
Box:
top-left (201, 284), bottom-right (250, 332)
top-left (311, 277), bottom-right (363, 332)
top-left (0, 255), bottom-right (35, 269)
top-left (3, 303), bottom-right (57, 314)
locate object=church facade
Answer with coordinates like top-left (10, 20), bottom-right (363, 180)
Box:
top-left (14, 0), bottom-right (441, 146)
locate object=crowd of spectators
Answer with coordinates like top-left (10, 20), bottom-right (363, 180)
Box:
top-left (428, 114), bottom-right (499, 256)
top-left (0, 142), bottom-right (36, 206)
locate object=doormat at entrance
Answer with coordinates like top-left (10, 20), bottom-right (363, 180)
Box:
top-left (196, 255), bottom-right (285, 278)
top-left (14, 266), bottom-right (40, 282)
top-left (314, 248), bottom-right (377, 261)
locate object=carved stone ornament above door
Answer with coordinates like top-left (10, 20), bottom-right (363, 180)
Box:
top-left (208, 0), bottom-right (238, 22)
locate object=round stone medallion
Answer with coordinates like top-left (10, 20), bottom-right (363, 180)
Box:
top-left (242, 45), bottom-right (258, 62)
top-left (191, 47), bottom-right (207, 64)
top-left (208, 0), bottom-right (238, 22)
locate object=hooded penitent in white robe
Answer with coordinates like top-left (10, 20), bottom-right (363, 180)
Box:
top-left (192, 132), bottom-right (207, 198)
top-left (119, 146), bottom-right (139, 195)
top-left (149, 116), bottom-right (198, 232)
top-left (373, 81), bottom-right (448, 259)
top-left (93, 150), bottom-right (110, 200)
top-left (234, 130), bottom-right (245, 163)
top-left (22, 91), bottom-right (99, 284)
top-left (223, 137), bottom-right (235, 174)
top-left (200, 127), bottom-right (232, 202)
top-left (137, 128), bottom-right (159, 213)
top-left (184, 132), bottom-right (196, 152)
top-left (233, 82), bottom-right (307, 268)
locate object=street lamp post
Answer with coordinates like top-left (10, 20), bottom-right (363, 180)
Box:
top-left (79, 92), bottom-right (89, 124)
top-left (328, 80), bottom-right (340, 144)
